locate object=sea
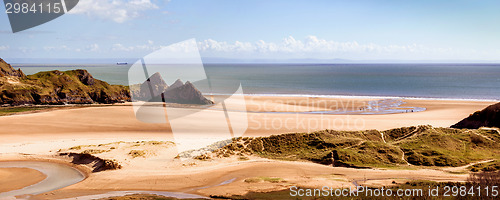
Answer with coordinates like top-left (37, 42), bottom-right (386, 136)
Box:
top-left (12, 63), bottom-right (500, 101)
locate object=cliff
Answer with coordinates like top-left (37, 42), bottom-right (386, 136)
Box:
top-left (163, 81), bottom-right (213, 104)
top-left (452, 102), bottom-right (500, 129)
top-left (0, 58), bottom-right (25, 78)
top-left (0, 58), bottom-right (130, 105)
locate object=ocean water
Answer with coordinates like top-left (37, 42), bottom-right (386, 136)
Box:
top-left (13, 63), bottom-right (500, 101)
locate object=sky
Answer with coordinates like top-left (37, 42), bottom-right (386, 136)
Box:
top-left (1, 0), bottom-right (500, 62)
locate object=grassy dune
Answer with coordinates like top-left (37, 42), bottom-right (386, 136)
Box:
top-left (215, 125), bottom-right (500, 169)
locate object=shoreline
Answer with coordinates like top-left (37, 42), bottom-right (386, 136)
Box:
top-left (0, 167), bottom-right (46, 193)
top-left (206, 93), bottom-right (500, 102)
top-left (0, 158), bottom-right (87, 198)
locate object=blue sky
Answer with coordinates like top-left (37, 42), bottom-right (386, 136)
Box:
top-left (1, 0), bottom-right (500, 61)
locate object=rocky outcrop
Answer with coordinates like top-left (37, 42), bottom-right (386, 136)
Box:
top-left (138, 72), bottom-right (168, 100)
top-left (59, 152), bottom-right (122, 172)
top-left (0, 58), bottom-right (25, 78)
top-left (131, 73), bottom-right (213, 105)
top-left (452, 102), bottom-right (500, 129)
top-left (73, 69), bottom-right (95, 86)
top-left (163, 81), bottom-right (214, 104)
top-left (168, 79), bottom-right (184, 90)
top-left (0, 58), bottom-right (130, 105)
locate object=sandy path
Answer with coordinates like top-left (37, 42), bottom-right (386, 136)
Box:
top-left (0, 168), bottom-right (46, 193)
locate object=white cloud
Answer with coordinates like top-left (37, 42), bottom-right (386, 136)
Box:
top-left (112, 43), bottom-right (134, 51)
top-left (87, 44), bottom-right (99, 52)
top-left (69, 0), bottom-right (160, 23)
top-left (198, 39), bottom-right (255, 52)
top-left (43, 45), bottom-right (71, 51)
top-left (18, 47), bottom-right (36, 53)
top-left (0, 46), bottom-right (9, 51)
top-left (199, 36), bottom-right (426, 55)
top-left (197, 36), bottom-right (485, 60)
top-left (112, 42), bottom-right (156, 52)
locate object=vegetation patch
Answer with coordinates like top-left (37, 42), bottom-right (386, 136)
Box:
top-left (81, 149), bottom-right (110, 154)
top-left (129, 150), bottom-right (147, 158)
top-left (97, 194), bottom-right (203, 200)
top-left (0, 106), bottom-right (51, 116)
top-left (244, 177), bottom-right (286, 183)
top-left (218, 172), bottom-right (500, 200)
top-left (215, 125), bottom-right (500, 169)
top-left (193, 153), bottom-right (212, 161)
top-left (469, 160), bottom-right (500, 172)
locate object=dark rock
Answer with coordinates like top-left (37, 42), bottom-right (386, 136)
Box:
top-left (452, 102), bottom-right (500, 129)
top-left (59, 152), bottom-right (122, 172)
top-left (138, 72), bottom-right (168, 100)
top-left (131, 73), bottom-right (213, 105)
top-left (163, 81), bottom-right (214, 105)
top-left (0, 58), bottom-right (25, 78)
top-left (168, 79), bottom-right (184, 90)
top-left (73, 69), bottom-right (95, 85)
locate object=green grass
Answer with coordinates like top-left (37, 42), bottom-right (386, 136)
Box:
top-left (129, 150), bottom-right (147, 158)
top-left (97, 194), bottom-right (204, 200)
top-left (82, 149), bottom-right (109, 154)
top-left (217, 125), bottom-right (500, 169)
top-left (0, 106), bottom-right (50, 116)
top-left (244, 177), bottom-right (285, 183)
top-left (1, 69), bottom-right (129, 105)
top-left (397, 127), bottom-right (500, 167)
top-left (469, 160), bottom-right (500, 172)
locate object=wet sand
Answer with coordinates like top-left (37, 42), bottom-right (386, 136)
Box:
top-left (0, 168), bottom-right (46, 193)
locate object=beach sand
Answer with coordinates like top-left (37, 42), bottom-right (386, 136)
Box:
top-left (0, 168), bottom-right (46, 193)
top-left (0, 96), bottom-right (496, 198)
top-left (0, 96), bottom-right (493, 143)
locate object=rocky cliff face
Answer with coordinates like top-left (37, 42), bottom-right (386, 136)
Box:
top-left (0, 58), bottom-right (25, 78)
top-left (163, 81), bottom-right (214, 105)
top-left (452, 102), bottom-right (500, 129)
top-left (0, 58), bottom-right (130, 105)
top-left (138, 72), bottom-right (168, 100)
top-left (131, 73), bottom-right (213, 105)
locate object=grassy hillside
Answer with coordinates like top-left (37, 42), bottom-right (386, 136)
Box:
top-left (0, 69), bottom-right (130, 105)
top-left (215, 125), bottom-right (500, 168)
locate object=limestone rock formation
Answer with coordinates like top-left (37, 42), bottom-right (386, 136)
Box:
top-left (163, 81), bottom-right (214, 105)
top-left (132, 73), bottom-right (213, 105)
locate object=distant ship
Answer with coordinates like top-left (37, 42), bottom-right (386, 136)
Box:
top-left (116, 62), bottom-right (128, 65)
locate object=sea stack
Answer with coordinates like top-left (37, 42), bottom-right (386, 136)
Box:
top-left (133, 73), bottom-right (213, 105)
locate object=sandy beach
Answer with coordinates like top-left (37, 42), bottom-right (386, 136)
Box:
top-left (0, 96), bottom-right (494, 143)
top-left (0, 168), bottom-right (46, 193)
top-left (0, 95), bottom-right (496, 199)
